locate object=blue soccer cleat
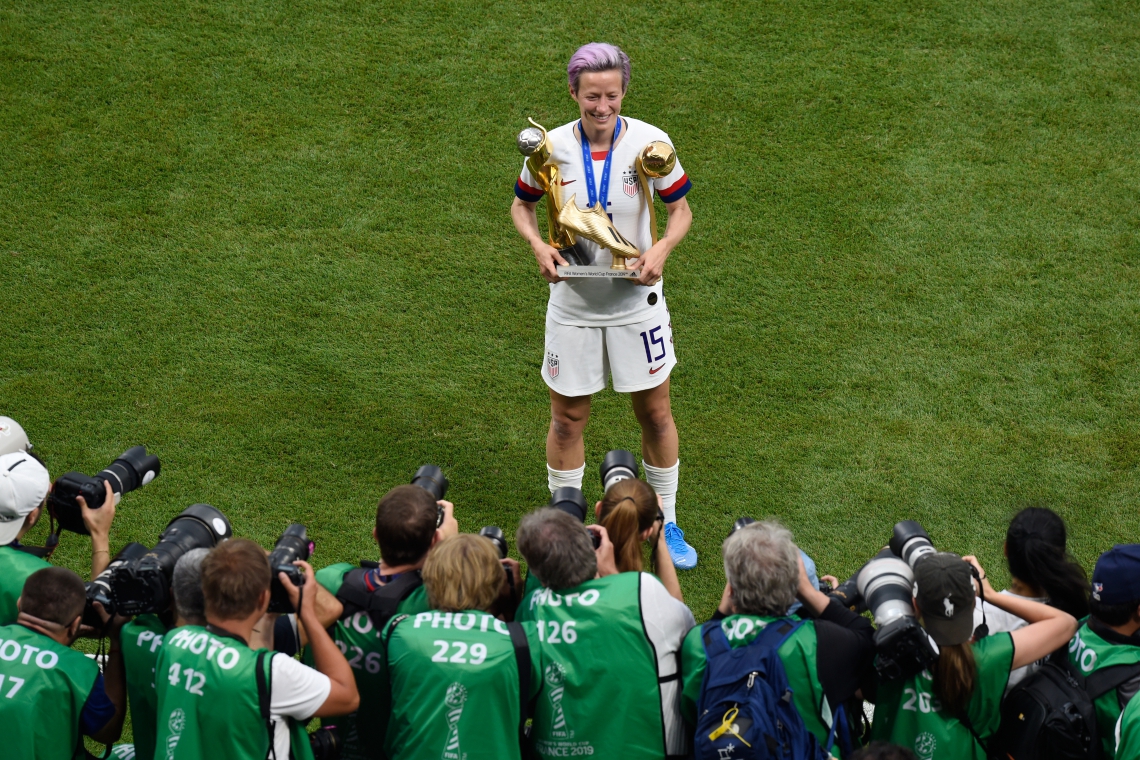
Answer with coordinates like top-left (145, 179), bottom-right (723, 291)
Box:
top-left (664, 522), bottom-right (698, 569)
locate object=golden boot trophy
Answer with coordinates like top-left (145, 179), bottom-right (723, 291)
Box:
top-left (517, 119), bottom-right (640, 278)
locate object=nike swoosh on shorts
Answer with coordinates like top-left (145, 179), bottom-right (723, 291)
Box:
top-left (649, 364), bottom-right (666, 374)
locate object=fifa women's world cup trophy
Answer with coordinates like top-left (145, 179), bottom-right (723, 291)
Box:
top-left (516, 118), bottom-right (675, 279)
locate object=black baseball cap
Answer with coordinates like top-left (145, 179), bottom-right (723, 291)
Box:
top-left (913, 552), bottom-right (976, 646)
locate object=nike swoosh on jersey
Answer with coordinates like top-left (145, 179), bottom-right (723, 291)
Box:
top-left (559, 179), bottom-right (576, 185)
top-left (649, 364), bottom-right (666, 374)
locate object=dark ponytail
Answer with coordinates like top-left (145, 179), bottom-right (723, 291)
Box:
top-left (933, 642), bottom-right (977, 716)
top-left (1006, 507), bottom-right (1089, 619)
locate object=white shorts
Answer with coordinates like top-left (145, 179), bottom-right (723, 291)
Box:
top-left (543, 307), bottom-right (677, 396)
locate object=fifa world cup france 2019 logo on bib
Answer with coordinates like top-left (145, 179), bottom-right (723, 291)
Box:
top-left (544, 662), bottom-right (573, 738)
top-left (441, 682), bottom-right (468, 760)
top-left (165, 708), bottom-right (185, 760)
top-left (622, 167), bottom-right (640, 198)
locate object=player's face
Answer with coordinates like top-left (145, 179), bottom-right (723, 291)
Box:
top-left (571, 69), bottom-right (625, 136)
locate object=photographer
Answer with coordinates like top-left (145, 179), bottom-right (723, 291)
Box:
top-left (153, 539), bottom-right (359, 759)
top-left (0, 449), bottom-right (118, 625)
top-left (1066, 544), bottom-right (1140, 759)
top-left (383, 534), bottom-right (540, 760)
top-left (516, 507), bottom-right (695, 760)
top-left (869, 553), bottom-right (1076, 757)
top-left (0, 566), bottom-right (128, 758)
top-left (595, 478), bottom-right (683, 601)
top-left (680, 520), bottom-right (875, 756)
top-left (971, 506), bottom-right (1089, 689)
top-left (307, 483), bottom-right (457, 760)
top-left (120, 547), bottom-right (209, 760)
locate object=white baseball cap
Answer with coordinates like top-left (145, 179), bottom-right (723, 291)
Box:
top-left (0, 417), bottom-right (31, 457)
top-left (0, 452), bottom-right (50, 545)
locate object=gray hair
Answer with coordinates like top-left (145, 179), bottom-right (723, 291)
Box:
top-left (172, 547), bottom-right (210, 624)
top-left (723, 521), bottom-right (800, 616)
top-left (517, 508), bottom-right (597, 591)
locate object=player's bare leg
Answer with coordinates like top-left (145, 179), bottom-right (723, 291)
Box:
top-left (547, 390), bottom-right (592, 492)
top-left (631, 378), bottom-right (695, 568)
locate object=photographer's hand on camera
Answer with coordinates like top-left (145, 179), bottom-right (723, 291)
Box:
top-left (437, 499), bottom-right (458, 539)
top-left (587, 524), bottom-right (618, 577)
top-left (794, 550), bottom-right (832, 617)
top-left (79, 480), bottom-right (117, 578)
top-left (282, 560), bottom-right (360, 716)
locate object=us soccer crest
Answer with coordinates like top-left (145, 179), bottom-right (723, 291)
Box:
top-left (622, 168), bottom-right (639, 198)
top-left (546, 351), bottom-right (560, 379)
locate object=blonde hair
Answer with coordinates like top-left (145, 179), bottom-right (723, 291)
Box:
top-left (597, 479), bottom-right (659, 573)
top-left (422, 534), bottom-right (503, 612)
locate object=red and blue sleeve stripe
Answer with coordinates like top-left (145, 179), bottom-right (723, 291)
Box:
top-left (515, 178), bottom-right (544, 202)
top-left (657, 174), bottom-right (691, 203)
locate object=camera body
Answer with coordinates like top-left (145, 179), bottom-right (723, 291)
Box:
top-left (855, 521), bottom-right (940, 680)
top-left (49, 446), bottom-right (161, 535)
top-left (411, 465), bottom-right (448, 501)
top-left (110, 504), bottom-right (233, 617)
top-left (310, 726), bottom-right (342, 760)
top-left (83, 542), bottom-right (150, 627)
top-left (479, 526), bottom-right (508, 559)
top-left (268, 524), bottom-right (314, 613)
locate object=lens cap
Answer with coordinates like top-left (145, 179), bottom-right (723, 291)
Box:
top-left (549, 487), bottom-right (588, 523)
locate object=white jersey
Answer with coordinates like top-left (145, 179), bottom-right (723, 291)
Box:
top-left (516, 117), bottom-right (691, 327)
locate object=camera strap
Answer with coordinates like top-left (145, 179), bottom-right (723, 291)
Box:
top-left (507, 621), bottom-right (532, 753)
top-left (256, 650), bottom-right (279, 760)
top-left (336, 567), bottom-right (423, 631)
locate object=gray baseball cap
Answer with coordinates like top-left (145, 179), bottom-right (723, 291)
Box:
top-left (913, 552), bottom-right (976, 646)
top-left (0, 417), bottom-right (31, 457)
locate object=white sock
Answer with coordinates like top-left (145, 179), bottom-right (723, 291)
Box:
top-left (547, 463), bottom-right (585, 494)
top-left (643, 459), bottom-right (679, 524)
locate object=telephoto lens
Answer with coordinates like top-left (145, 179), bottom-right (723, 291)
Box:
top-left (83, 542), bottom-right (150, 627)
top-left (49, 446), bottom-right (161, 534)
top-left (268, 524), bottom-right (314, 613)
top-left (730, 516), bottom-right (756, 536)
top-left (410, 465), bottom-right (448, 501)
top-left (857, 554), bottom-right (938, 680)
top-left (890, 520), bottom-right (936, 569)
top-left (599, 450), bottom-right (638, 494)
top-left (111, 504), bottom-right (233, 616)
top-left (548, 487), bottom-right (599, 549)
top-left (479, 526), bottom-right (508, 559)
top-left (309, 726), bottom-right (342, 760)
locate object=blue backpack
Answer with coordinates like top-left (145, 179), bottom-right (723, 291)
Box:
top-left (694, 618), bottom-right (837, 760)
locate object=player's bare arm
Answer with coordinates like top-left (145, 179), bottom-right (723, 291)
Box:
top-left (510, 196), bottom-right (567, 283)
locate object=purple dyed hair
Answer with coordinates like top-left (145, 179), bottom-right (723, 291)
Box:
top-left (567, 42), bottom-right (631, 93)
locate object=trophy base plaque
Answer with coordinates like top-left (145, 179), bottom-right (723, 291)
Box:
top-left (556, 265), bottom-right (639, 280)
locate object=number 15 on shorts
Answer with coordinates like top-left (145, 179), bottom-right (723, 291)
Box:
top-left (640, 326), bottom-right (666, 365)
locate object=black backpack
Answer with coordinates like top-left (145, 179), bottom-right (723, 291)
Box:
top-left (334, 566), bottom-right (424, 631)
top-left (990, 656), bottom-right (1140, 760)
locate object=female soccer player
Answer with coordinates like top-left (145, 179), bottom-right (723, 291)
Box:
top-left (510, 42), bottom-right (696, 568)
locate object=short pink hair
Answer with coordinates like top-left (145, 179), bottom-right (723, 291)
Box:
top-left (567, 42), bottom-right (631, 93)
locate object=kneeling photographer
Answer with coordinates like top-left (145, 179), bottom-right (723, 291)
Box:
top-left (862, 524), bottom-right (1076, 758)
top-left (153, 539), bottom-right (359, 760)
top-left (516, 506), bottom-right (694, 760)
top-left (382, 533), bottom-right (541, 760)
top-left (681, 520), bottom-right (874, 758)
top-left (307, 467), bottom-right (457, 760)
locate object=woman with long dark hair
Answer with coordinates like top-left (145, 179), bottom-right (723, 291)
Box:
top-left (973, 507), bottom-right (1089, 688)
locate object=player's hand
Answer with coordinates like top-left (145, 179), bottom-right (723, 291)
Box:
top-left (533, 241), bottom-right (568, 284)
top-left (630, 239), bottom-right (668, 286)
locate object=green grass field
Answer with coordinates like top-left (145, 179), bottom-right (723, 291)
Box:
top-left (3, 0), bottom-right (1139, 642)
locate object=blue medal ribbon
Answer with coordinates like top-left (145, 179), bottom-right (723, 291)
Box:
top-left (578, 118), bottom-right (622, 210)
